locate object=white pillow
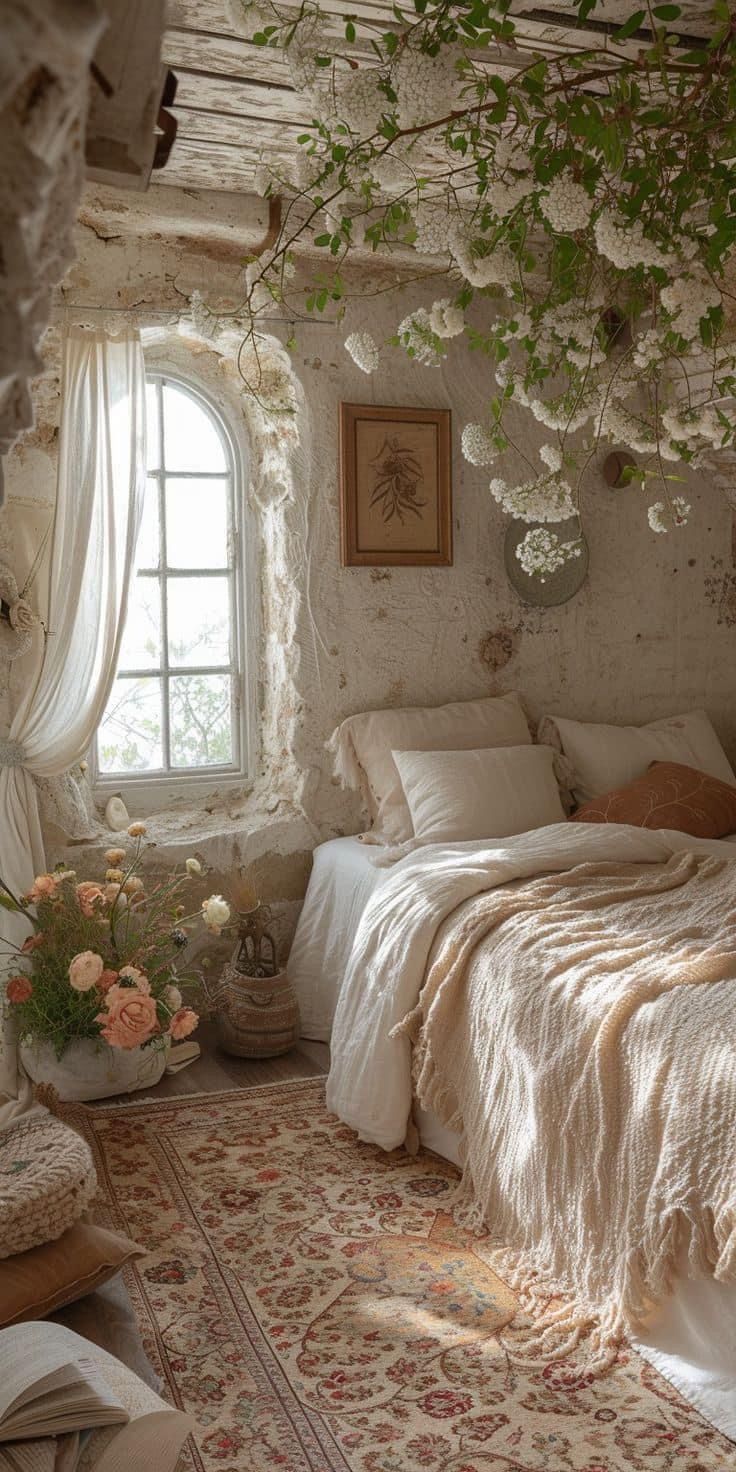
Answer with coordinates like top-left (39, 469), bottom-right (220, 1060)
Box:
top-left (392, 745), bottom-right (566, 843)
top-left (328, 692), bottom-right (531, 843)
top-left (539, 709), bottom-right (735, 805)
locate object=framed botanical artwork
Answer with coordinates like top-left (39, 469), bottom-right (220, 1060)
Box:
top-left (339, 402), bottom-right (452, 566)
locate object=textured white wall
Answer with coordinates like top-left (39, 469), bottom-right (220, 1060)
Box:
top-left (3, 222), bottom-right (736, 945)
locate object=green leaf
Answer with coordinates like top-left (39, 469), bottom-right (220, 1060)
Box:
top-left (345, 19), bottom-right (356, 41)
top-left (613, 10), bottom-right (645, 39)
top-left (652, 3), bottom-right (681, 17)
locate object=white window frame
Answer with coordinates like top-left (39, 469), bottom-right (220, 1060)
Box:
top-left (93, 369), bottom-right (253, 807)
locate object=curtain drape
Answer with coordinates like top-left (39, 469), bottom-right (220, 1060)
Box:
top-left (0, 327), bottom-right (146, 1105)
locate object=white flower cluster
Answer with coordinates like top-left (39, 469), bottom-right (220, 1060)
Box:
top-left (429, 298), bottom-right (464, 338)
top-left (494, 135), bottom-right (531, 172)
top-left (337, 67), bottom-right (385, 136)
top-left (370, 145), bottom-right (416, 193)
top-left (539, 443), bottom-right (562, 472)
top-left (286, 13), bottom-right (325, 92)
top-left (632, 328), bottom-right (664, 371)
top-left (487, 174), bottom-right (535, 218)
top-left (412, 200), bottom-right (453, 256)
top-left (594, 211), bottom-right (673, 271)
top-left (490, 475), bottom-right (575, 523)
top-left (535, 301), bottom-right (605, 370)
top-left (452, 238), bottom-right (516, 290)
top-left (461, 422), bottom-right (496, 466)
top-left (345, 331), bottom-right (379, 373)
top-left (397, 308), bottom-right (441, 366)
top-left (393, 46), bottom-right (459, 130)
top-left (660, 275), bottom-right (721, 343)
top-left (647, 497), bottom-right (691, 533)
top-left (661, 403), bottom-right (722, 448)
top-left (539, 172), bottom-right (594, 234)
top-left (516, 527), bottom-right (582, 581)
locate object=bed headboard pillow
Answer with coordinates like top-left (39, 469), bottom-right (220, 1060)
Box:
top-left (328, 692), bottom-right (531, 843)
top-left (538, 709), bottom-right (734, 805)
top-left (573, 761), bottom-right (736, 838)
top-left (392, 744), bottom-right (565, 843)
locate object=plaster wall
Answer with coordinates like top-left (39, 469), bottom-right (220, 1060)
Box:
top-left (3, 220), bottom-right (736, 955)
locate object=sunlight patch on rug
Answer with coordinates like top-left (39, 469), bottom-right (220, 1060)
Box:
top-left (79, 1079), bottom-right (733, 1471)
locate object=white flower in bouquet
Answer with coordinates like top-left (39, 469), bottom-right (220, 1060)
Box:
top-left (202, 894), bottom-right (231, 933)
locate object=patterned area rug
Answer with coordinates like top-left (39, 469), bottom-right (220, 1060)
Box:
top-left (79, 1079), bottom-right (733, 1471)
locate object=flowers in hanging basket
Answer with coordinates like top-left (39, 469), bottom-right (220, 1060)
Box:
top-left (0, 826), bottom-right (225, 1059)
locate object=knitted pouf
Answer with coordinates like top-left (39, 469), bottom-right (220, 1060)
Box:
top-left (0, 1111), bottom-right (97, 1259)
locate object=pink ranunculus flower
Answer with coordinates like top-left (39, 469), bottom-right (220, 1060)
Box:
top-left (97, 990), bottom-right (158, 1050)
top-left (96, 968), bottom-right (119, 994)
top-left (6, 975), bottom-right (33, 1004)
top-left (69, 951), bottom-right (105, 991)
top-left (27, 874), bottom-right (59, 903)
top-left (76, 881), bottom-right (104, 917)
top-left (169, 1007), bottom-right (198, 1041)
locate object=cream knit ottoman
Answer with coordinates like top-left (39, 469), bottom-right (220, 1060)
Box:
top-left (0, 1111), bottom-right (96, 1258)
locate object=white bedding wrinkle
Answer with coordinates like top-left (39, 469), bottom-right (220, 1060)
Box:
top-left (326, 826), bottom-right (736, 1344)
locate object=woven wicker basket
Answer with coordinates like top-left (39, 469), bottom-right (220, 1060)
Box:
top-left (214, 966), bottom-right (300, 1059)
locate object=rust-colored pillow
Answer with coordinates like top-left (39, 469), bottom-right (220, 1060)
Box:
top-left (572, 761), bottom-right (736, 838)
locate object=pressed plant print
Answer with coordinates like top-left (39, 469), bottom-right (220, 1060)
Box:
top-left (369, 436), bottom-right (427, 524)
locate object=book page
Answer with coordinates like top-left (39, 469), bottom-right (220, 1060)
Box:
top-left (0, 1327), bottom-right (126, 1438)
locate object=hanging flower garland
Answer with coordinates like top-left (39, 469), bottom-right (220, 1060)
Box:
top-left (223, 0), bottom-right (736, 575)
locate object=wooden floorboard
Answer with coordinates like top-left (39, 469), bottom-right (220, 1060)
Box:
top-left (90, 1023), bottom-right (330, 1106)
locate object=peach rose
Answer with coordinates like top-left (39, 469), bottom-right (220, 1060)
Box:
top-left (97, 991), bottom-right (158, 1049)
top-left (69, 951), bottom-right (104, 991)
top-left (169, 1007), bottom-right (198, 1041)
top-left (76, 881), bottom-right (104, 917)
top-left (6, 975), bottom-right (32, 1004)
top-left (27, 874), bottom-right (58, 903)
top-left (97, 968), bottom-right (118, 993)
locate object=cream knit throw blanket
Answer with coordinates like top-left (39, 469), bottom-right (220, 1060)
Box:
top-left (395, 850), bottom-right (736, 1365)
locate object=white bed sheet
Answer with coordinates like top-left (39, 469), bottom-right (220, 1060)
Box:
top-left (289, 834), bottom-right (736, 1441)
top-left (289, 837), bottom-right (387, 1041)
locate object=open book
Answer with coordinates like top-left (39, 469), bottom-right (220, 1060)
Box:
top-left (0, 1324), bottom-right (193, 1472)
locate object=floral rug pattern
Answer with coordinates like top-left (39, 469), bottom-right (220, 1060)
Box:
top-left (80, 1079), bottom-right (733, 1471)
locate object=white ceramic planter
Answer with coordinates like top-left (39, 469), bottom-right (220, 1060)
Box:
top-left (19, 1036), bottom-right (170, 1102)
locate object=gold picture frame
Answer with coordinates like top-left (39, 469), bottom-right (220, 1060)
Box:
top-left (339, 402), bottom-right (452, 566)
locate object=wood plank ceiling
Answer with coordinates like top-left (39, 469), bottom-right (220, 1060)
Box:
top-left (160, 0), bottom-right (713, 192)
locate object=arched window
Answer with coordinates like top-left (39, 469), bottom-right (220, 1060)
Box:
top-left (95, 372), bottom-right (248, 791)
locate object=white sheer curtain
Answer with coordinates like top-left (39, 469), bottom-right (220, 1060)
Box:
top-left (0, 327), bottom-right (146, 1104)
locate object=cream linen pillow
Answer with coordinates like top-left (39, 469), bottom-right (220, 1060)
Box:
top-left (392, 744), bottom-right (566, 843)
top-left (329, 692), bottom-right (532, 843)
top-left (539, 709), bottom-right (735, 805)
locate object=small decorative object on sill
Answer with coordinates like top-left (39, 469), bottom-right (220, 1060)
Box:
top-left (208, 901), bottom-right (300, 1059)
top-left (105, 793), bottom-right (131, 831)
top-left (1, 822), bottom-right (212, 1102)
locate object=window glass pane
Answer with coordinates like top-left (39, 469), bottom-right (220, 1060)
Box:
top-left (136, 479), bottom-right (160, 571)
top-left (167, 576), bottom-right (231, 668)
top-left (146, 382), bottom-right (160, 471)
top-left (118, 577), bottom-right (161, 670)
top-left (162, 383), bottom-right (227, 473)
top-left (169, 674), bottom-right (233, 768)
top-left (98, 677), bottom-right (163, 773)
top-left (165, 479), bottom-right (229, 568)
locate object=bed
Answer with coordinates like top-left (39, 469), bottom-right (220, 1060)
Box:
top-left (288, 830), bottom-right (736, 1441)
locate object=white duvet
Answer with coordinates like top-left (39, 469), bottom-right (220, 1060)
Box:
top-left (326, 820), bottom-right (736, 1150)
